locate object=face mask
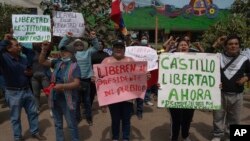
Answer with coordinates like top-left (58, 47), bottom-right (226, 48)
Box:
top-left (141, 39), bottom-right (148, 45)
top-left (61, 57), bottom-right (71, 62)
top-left (131, 33), bottom-right (137, 39)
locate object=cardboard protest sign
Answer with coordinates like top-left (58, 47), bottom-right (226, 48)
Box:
top-left (125, 46), bottom-right (158, 71)
top-left (53, 11), bottom-right (85, 37)
top-left (158, 53), bottom-right (221, 110)
top-left (12, 15), bottom-right (51, 42)
top-left (93, 61), bottom-right (147, 106)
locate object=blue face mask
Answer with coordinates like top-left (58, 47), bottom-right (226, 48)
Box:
top-left (141, 39), bottom-right (148, 45)
top-left (61, 57), bottom-right (71, 62)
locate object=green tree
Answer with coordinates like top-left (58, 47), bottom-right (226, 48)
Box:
top-left (40, 0), bottom-right (114, 44)
top-left (76, 0), bottom-right (113, 43)
top-left (0, 3), bottom-right (29, 39)
top-left (201, 0), bottom-right (250, 50)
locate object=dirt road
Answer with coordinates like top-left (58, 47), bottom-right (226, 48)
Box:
top-left (0, 95), bottom-right (250, 141)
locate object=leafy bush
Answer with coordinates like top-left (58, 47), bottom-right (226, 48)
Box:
top-left (201, 0), bottom-right (250, 50)
top-left (0, 3), bottom-right (29, 39)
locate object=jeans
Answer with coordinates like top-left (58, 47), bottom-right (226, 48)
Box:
top-left (169, 108), bottom-right (195, 140)
top-left (109, 102), bottom-right (133, 140)
top-left (52, 94), bottom-right (79, 141)
top-left (135, 98), bottom-right (143, 115)
top-left (76, 79), bottom-right (92, 120)
top-left (144, 88), bottom-right (151, 102)
top-left (31, 74), bottom-right (50, 107)
top-left (212, 92), bottom-right (243, 137)
top-left (5, 88), bottom-right (39, 140)
top-left (90, 82), bottom-right (96, 106)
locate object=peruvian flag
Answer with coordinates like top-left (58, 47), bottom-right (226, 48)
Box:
top-left (110, 0), bottom-right (128, 35)
top-left (110, 0), bottom-right (122, 25)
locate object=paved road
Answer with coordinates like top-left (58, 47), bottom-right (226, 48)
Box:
top-left (0, 95), bottom-right (250, 141)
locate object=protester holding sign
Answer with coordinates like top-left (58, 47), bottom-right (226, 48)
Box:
top-left (209, 35), bottom-right (250, 141)
top-left (167, 39), bottom-right (197, 141)
top-left (100, 39), bottom-right (149, 141)
top-left (125, 44), bottom-right (159, 119)
top-left (59, 31), bottom-right (100, 126)
top-left (0, 34), bottom-right (46, 141)
top-left (139, 34), bottom-right (156, 107)
top-left (39, 40), bottom-right (81, 141)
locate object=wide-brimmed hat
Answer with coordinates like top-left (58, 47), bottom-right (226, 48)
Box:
top-left (72, 39), bottom-right (89, 48)
top-left (60, 45), bottom-right (75, 54)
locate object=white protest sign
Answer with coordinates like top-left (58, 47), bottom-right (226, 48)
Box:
top-left (158, 53), bottom-right (221, 110)
top-left (12, 15), bottom-right (51, 42)
top-left (125, 46), bottom-right (158, 71)
top-left (53, 11), bottom-right (85, 37)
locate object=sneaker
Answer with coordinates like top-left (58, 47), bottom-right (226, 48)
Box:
top-left (183, 137), bottom-right (192, 141)
top-left (211, 137), bottom-right (221, 141)
top-left (32, 133), bottom-right (47, 140)
top-left (49, 110), bottom-right (53, 118)
top-left (145, 101), bottom-right (154, 106)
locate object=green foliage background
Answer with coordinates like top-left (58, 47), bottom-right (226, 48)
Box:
top-left (75, 0), bottom-right (113, 44)
top-left (201, 0), bottom-right (250, 50)
top-left (0, 3), bottom-right (29, 39)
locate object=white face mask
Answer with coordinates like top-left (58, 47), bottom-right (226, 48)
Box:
top-left (61, 57), bottom-right (71, 62)
top-left (141, 39), bottom-right (148, 45)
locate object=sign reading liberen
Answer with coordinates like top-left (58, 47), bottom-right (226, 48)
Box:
top-left (158, 53), bottom-right (221, 110)
top-left (93, 61), bottom-right (147, 106)
top-left (12, 15), bottom-right (51, 42)
top-left (125, 46), bottom-right (158, 71)
top-left (53, 11), bottom-right (85, 37)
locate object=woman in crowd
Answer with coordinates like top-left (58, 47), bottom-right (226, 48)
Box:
top-left (39, 41), bottom-right (81, 141)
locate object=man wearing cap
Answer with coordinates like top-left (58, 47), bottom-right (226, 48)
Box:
top-left (58, 31), bottom-right (100, 126)
top-left (39, 41), bottom-right (81, 141)
top-left (0, 34), bottom-right (46, 141)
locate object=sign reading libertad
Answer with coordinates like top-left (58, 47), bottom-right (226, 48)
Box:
top-left (53, 11), bottom-right (85, 37)
top-left (158, 53), bottom-right (221, 110)
top-left (12, 15), bottom-right (51, 42)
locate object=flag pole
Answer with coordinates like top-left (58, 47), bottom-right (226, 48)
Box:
top-left (155, 16), bottom-right (158, 49)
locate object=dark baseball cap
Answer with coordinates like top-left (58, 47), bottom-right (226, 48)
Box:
top-left (112, 39), bottom-right (125, 48)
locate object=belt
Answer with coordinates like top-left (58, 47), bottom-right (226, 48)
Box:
top-left (6, 86), bottom-right (30, 91)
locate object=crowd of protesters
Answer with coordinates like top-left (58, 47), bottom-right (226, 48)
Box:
top-left (1, 26), bottom-right (250, 141)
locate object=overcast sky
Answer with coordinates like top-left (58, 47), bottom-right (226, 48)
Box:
top-left (122, 0), bottom-right (235, 9)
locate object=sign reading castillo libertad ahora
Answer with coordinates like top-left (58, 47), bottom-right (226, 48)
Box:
top-left (158, 53), bottom-right (221, 110)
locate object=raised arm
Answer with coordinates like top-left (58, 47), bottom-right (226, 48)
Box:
top-left (88, 31), bottom-right (100, 54)
top-left (58, 32), bottom-right (73, 49)
top-left (206, 35), bottom-right (227, 53)
top-left (39, 41), bottom-right (52, 67)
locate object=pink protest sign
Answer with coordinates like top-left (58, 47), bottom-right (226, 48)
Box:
top-left (93, 61), bottom-right (147, 106)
